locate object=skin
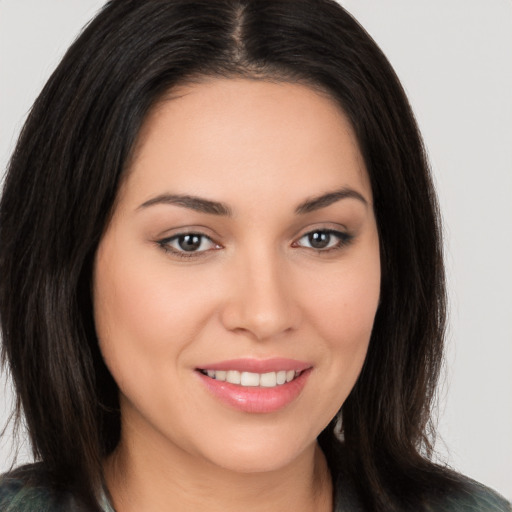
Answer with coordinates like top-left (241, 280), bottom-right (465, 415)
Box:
top-left (93, 78), bottom-right (381, 512)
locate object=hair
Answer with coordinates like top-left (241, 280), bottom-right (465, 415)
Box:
top-left (0, 0), bottom-right (450, 509)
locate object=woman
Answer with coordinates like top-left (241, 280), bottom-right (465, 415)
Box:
top-left (0, 0), bottom-right (510, 511)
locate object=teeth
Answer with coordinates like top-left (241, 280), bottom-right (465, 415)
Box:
top-left (215, 370), bottom-right (227, 382)
top-left (202, 369), bottom-right (302, 387)
top-left (260, 372), bottom-right (277, 387)
top-left (240, 371), bottom-right (260, 386)
top-left (226, 370), bottom-right (241, 384)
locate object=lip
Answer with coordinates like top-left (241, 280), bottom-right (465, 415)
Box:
top-left (196, 357), bottom-right (311, 373)
top-left (195, 358), bottom-right (312, 414)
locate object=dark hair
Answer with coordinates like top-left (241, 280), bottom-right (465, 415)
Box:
top-left (1, 0), bottom-right (448, 509)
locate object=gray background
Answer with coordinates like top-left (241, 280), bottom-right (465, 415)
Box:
top-left (1, 0), bottom-right (511, 500)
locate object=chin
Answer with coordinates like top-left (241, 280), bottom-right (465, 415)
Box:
top-left (195, 425), bottom-right (318, 474)
top-left (206, 449), bottom-right (306, 474)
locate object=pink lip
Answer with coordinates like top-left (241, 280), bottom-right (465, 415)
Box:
top-left (195, 358), bottom-right (312, 414)
top-left (196, 357), bottom-right (311, 373)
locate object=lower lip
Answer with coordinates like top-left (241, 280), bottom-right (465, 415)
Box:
top-left (197, 369), bottom-right (311, 414)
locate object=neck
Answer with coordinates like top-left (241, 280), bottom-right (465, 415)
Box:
top-left (104, 433), bottom-right (333, 512)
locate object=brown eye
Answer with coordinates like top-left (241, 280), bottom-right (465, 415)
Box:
top-left (158, 233), bottom-right (218, 256)
top-left (177, 234), bottom-right (203, 252)
top-left (295, 229), bottom-right (352, 251)
top-left (308, 231), bottom-right (331, 249)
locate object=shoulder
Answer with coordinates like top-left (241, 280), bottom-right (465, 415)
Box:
top-left (428, 473), bottom-right (512, 512)
top-left (332, 466), bottom-right (511, 512)
top-left (0, 464), bottom-right (90, 512)
top-left (0, 469), bottom-right (55, 512)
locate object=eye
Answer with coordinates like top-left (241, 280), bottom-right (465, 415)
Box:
top-left (158, 233), bottom-right (219, 257)
top-left (294, 229), bottom-right (352, 251)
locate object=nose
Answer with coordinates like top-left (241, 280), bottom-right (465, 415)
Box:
top-left (220, 249), bottom-right (301, 341)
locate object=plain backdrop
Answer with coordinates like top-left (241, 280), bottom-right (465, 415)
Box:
top-left (1, 0), bottom-right (511, 501)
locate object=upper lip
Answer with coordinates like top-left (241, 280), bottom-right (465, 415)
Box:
top-left (196, 358), bottom-right (312, 373)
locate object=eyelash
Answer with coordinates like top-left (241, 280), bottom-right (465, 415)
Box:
top-left (293, 229), bottom-right (354, 252)
top-left (157, 229), bottom-right (353, 260)
top-left (157, 233), bottom-right (220, 259)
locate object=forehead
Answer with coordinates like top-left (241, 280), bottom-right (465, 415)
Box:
top-left (122, 78), bottom-right (370, 210)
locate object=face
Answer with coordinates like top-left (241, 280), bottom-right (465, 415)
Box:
top-left (93, 78), bottom-right (380, 474)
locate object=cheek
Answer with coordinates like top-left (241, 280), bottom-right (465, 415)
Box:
top-left (92, 235), bottom-right (227, 402)
top-left (301, 246), bottom-right (380, 404)
top-left (307, 253), bottom-right (380, 348)
top-left (92, 243), bottom-right (190, 393)
top-left (94, 257), bottom-right (166, 352)
top-left (94, 238), bottom-right (201, 345)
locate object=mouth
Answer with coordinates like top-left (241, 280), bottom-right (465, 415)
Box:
top-left (197, 368), bottom-right (304, 388)
top-left (195, 358), bottom-right (312, 413)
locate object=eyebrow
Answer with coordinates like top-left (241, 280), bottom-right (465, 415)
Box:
top-left (295, 187), bottom-right (368, 214)
top-left (138, 187), bottom-right (368, 216)
top-left (138, 194), bottom-right (232, 216)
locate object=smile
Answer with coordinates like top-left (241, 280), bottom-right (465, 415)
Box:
top-left (198, 369), bottom-right (302, 388)
top-left (195, 359), bottom-right (312, 413)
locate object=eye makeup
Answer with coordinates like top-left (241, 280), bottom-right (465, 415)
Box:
top-left (155, 226), bottom-right (355, 261)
